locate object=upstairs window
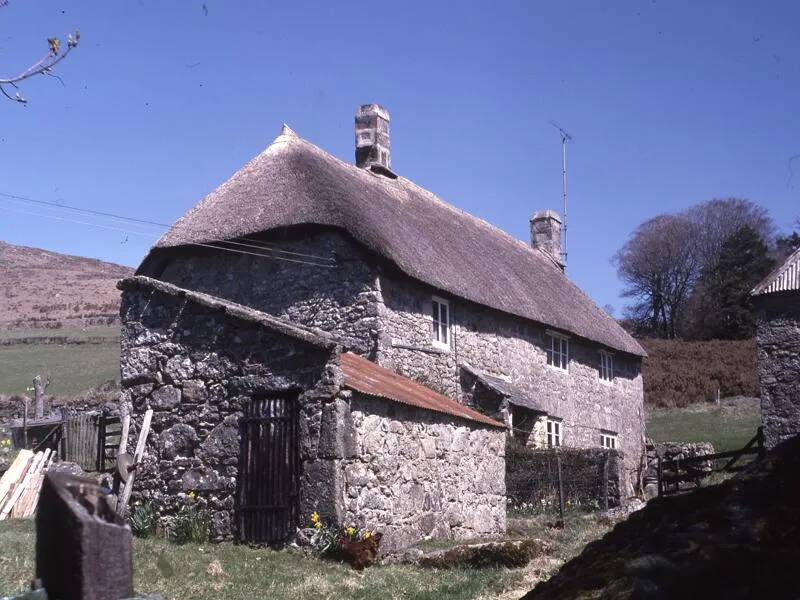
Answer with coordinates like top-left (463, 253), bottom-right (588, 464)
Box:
top-left (546, 419), bottom-right (562, 447)
top-left (599, 351), bottom-right (614, 382)
top-left (545, 332), bottom-right (569, 370)
top-left (601, 432), bottom-right (617, 449)
top-left (431, 296), bottom-right (450, 347)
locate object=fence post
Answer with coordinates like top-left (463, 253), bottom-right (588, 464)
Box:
top-left (657, 455), bottom-right (663, 497)
top-left (556, 455), bottom-right (565, 523)
top-left (602, 452), bottom-right (609, 511)
top-left (60, 409), bottom-right (68, 461)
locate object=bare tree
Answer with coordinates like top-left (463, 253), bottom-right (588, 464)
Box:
top-left (0, 31), bottom-right (80, 104)
top-left (684, 198), bottom-right (774, 271)
top-left (614, 214), bottom-right (699, 338)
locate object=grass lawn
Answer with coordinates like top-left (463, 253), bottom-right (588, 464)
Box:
top-left (0, 327), bottom-right (120, 395)
top-left (645, 397), bottom-right (761, 452)
top-left (0, 512), bottom-right (615, 600)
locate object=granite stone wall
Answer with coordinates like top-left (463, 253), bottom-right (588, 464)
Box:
top-left (376, 273), bottom-right (646, 498)
top-left (119, 283), bottom-right (342, 540)
top-left (147, 228), bottom-right (382, 354)
top-left (755, 292), bottom-right (800, 449)
top-left (340, 391), bottom-right (506, 551)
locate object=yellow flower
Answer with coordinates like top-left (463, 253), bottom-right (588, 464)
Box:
top-left (314, 521), bottom-right (322, 530)
top-left (362, 531), bottom-right (372, 540)
top-left (311, 511), bottom-right (320, 524)
top-left (187, 491), bottom-right (196, 502)
top-left (346, 527), bottom-right (356, 537)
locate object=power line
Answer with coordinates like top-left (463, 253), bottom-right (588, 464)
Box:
top-left (0, 200), bottom-right (337, 269)
top-left (0, 191), bottom-right (337, 265)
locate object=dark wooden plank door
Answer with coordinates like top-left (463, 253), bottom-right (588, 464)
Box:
top-left (236, 393), bottom-right (299, 544)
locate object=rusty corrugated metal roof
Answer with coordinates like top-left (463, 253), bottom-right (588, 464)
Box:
top-left (340, 352), bottom-right (505, 428)
top-left (753, 246), bottom-right (800, 296)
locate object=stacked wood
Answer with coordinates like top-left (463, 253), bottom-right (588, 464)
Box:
top-left (0, 448), bottom-right (54, 519)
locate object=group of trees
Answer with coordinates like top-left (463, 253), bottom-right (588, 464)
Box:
top-left (615, 198), bottom-right (799, 340)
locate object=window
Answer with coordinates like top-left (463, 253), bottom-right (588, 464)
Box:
top-left (599, 351), bottom-right (614, 382)
top-left (545, 332), bottom-right (569, 370)
top-left (546, 419), bottom-right (562, 447)
top-left (431, 296), bottom-right (450, 347)
top-left (600, 432), bottom-right (617, 449)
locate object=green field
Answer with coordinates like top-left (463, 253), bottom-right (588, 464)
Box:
top-left (0, 327), bottom-right (120, 395)
top-left (0, 513), bottom-right (614, 600)
top-left (646, 397), bottom-right (762, 452)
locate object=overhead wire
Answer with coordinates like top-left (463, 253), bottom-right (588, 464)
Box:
top-left (0, 191), bottom-right (337, 268)
top-left (0, 191), bottom-right (336, 262)
top-left (0, 196), bottom-right (337, 269)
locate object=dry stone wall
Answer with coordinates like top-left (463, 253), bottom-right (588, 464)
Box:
top-left (755, 292), bottom-right (800, 449)
top-left (340, 391), bottom-right (506, 551)
top-left (376, 273), bottom-right (645, 497)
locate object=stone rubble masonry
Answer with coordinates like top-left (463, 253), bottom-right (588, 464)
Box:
top-left (341, 391), bottom-right (506, 552)
top-left (143, 228), bottom-right (645, 498)
top-left (755, 292), bottom-right (800, 449)
top-left (376, 272), bottom-right (646, 498)
top-left (119, 278), bottom-right (506, 549)
top-left (119, 282), bottom-right (341, 540)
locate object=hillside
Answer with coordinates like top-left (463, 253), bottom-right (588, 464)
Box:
top-left (0, 241), bottom-right (133, 330)
top-left (640, 338), bottom-right (758, 408)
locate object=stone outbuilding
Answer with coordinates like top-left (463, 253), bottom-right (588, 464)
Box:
top-left (120, 104), bottom-right (647, 548)
top-left (752, 246), bottom-right (800, 448)
top-left (120, 277), bottom-right (506, 549)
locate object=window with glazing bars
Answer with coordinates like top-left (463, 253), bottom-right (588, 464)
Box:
top-left (545, 332), bottom-right (569, 370)
top-left (431, 297), bottom-right (450, 346)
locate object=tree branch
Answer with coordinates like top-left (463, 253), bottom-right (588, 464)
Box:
top-left (0, 31), bottom-right (80, 104)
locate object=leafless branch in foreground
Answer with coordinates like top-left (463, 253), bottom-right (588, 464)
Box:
top-left (0, 31), bottom-right (80, 104)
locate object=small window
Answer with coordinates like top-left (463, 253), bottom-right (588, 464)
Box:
top-left (546, 419), bottom-right (562, 447)
top-left (599, 351), bottom-right (614, 382)
top-left (545, 332), bottom-right (569, 370)
top-left (600, 432), bottom-right (617, 449)
top-left (431, 296), bottom-right (450, 347)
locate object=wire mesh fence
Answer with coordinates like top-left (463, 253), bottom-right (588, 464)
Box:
top-left (506, 443), bottom-right (622, 516)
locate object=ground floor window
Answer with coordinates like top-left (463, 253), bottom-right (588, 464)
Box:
top-left (546, 418), bottom-right (562, 447)
top-left (600, 432), bottom-right (617, 449)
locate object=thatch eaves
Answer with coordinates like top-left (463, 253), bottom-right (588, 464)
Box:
top-left (144, 126), bottom-right (646, 357)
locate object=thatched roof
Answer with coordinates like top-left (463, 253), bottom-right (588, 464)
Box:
top-left (146, 126), bottom-right (645, 357)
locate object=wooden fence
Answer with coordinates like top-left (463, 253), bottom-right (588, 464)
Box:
top-left (62, 411), bottom-right (99, 472)
top-left (658, 427), bottom-right (765, 496)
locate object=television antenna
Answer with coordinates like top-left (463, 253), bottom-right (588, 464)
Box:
top-left (549, 121), bottom-right (572, 267)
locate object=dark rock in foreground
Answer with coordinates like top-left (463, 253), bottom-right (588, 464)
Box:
top-left (523, 435), bottom-right (800, 600)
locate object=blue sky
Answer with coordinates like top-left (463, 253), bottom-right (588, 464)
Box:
top-left (1, 0), bottom-right (798, 312)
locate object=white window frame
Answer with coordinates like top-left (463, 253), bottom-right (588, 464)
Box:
top-left (545, 331), bottom-right (569, 371)
top-left (546, 418), bottom-right (562, 447)
top-left (599, 350), bottom-right (614, 383)
top-left (431, 296), bottom-right (451, 349)
top-left (600, 432), bottom-right (617, 449)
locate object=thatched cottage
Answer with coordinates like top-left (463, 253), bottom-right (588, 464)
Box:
top-left (753, 246), bottom-right (800, 448)
top-left (119, 104), bottom-right (646, 548)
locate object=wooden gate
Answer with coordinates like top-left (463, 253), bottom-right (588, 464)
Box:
top-left (236, 393), bottom-right (299, 544)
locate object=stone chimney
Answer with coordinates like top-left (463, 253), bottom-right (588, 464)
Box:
top-left (355, 104), bottom-right (391, 170)
top-left (531, 209), bottom-right (564, 268)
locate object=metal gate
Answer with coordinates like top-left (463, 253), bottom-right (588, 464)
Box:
top-left (236, 393), bottom-right (299, 544)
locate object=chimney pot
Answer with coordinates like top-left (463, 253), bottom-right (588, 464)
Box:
top-left (355, 104), bottom-right (391, 170)
top-left (531, 209), bottom-right (564, 268)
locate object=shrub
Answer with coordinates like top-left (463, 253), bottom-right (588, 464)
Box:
top-left (128, 502), bottom-right (158, 538)
top-left (640, 338), bottom-right (758, 408)
top-left (169, 501), bottom-right (210, 545)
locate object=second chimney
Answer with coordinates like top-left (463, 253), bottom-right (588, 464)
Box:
top-left (531, 209), bottom-right (564, 268)
top-left (355, 104), bottom-right (391, 170)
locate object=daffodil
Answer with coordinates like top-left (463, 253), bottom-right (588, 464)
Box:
top-left (314, 521), bottom-right (322, 530)
top-left (346, 526), bottom-right (356, 537)
top-left (363, 531), bottom-right (372, 540)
